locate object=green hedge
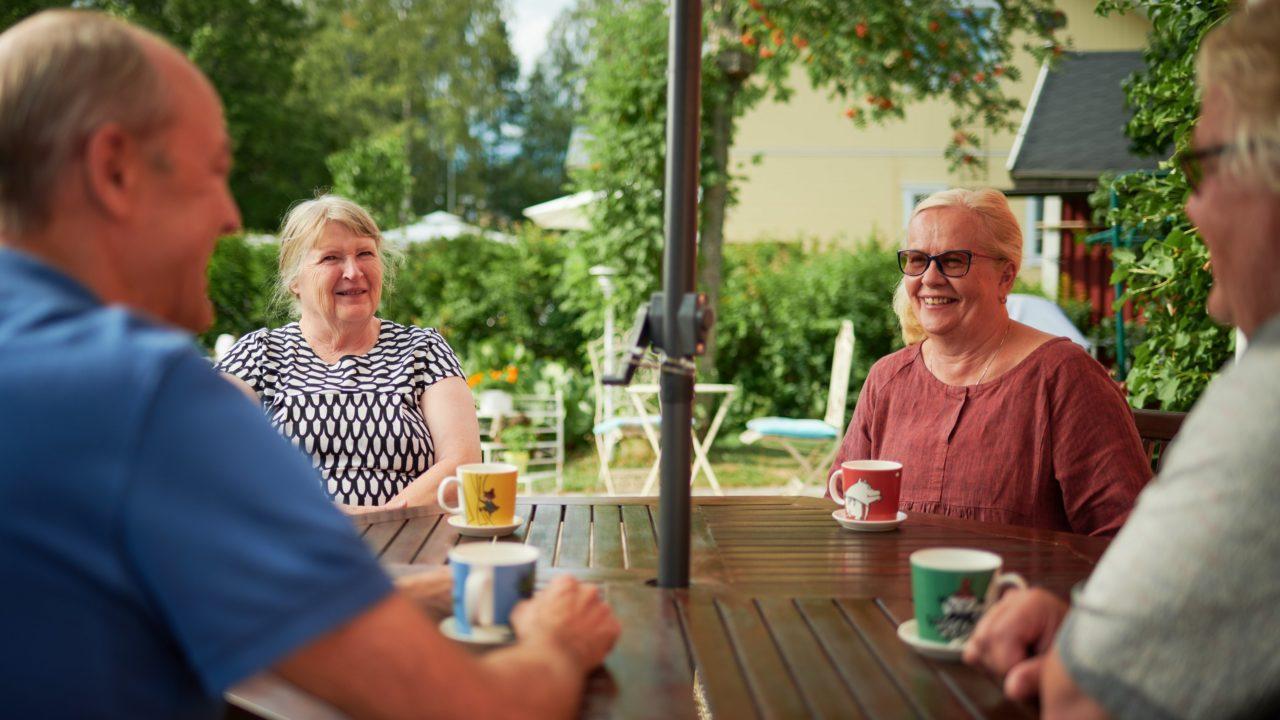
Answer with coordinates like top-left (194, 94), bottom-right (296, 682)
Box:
top-left (202, 231), bottom-right (905, 447)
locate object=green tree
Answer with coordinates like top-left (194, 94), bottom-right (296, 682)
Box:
top-left (295, 0), bottom-right (518, 225)
top-left (327, 129), bottom-right (413, 230)
top-left (1093, 0), bottom-right (1234, 411)
top-left (482, 12), bottom-right (588, 221)
top-left (572, 0), bottom-right (1064, 378)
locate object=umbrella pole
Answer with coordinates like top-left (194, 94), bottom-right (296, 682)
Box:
top-left (657, 0), bottom-right (702, 589)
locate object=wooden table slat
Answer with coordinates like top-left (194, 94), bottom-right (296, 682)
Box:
top-left (754, 597), bottom-right (867, 720)
top-left (621, 505), bottom-right (657, 570)
top-left (679, 593), bottom-right (760, 720)
top-left (580, 585), bottom-right (697, 719)
top-left (412, 516), bottom-right (462, 565)
top-left (590, 505), bottom-right (624, 570)
top-left (558, 505), bottom-right (591, 568)
top-left (525, 503), bottom-right (562, 566)
top-left (360, 519), bottom-right (405, 557)
top-left (792, 598), bottom-right (916, 719)
top-left (838, 599), bottom-right (971, 720)
top-left (714, 595), bottom-right (811, 719)
top-left (378, 515), bottom-right (440, 564)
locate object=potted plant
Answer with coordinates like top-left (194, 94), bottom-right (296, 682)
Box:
top-left (497, 422), bottom-right (537, 475)
top-left (468, 364), bottom-right (519, 415)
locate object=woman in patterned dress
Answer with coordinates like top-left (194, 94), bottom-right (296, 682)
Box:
top-left (217, 195), bottom-right (481, 512)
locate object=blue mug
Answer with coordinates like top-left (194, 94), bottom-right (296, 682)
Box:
top-left (449, 543), bottom-right (538, 637)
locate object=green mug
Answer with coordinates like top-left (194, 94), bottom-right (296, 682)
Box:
top-left (910, 548), bottom-right (1026, 643)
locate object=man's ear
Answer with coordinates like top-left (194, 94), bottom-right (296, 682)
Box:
top-left (81, 123), bottom-right (141, 220)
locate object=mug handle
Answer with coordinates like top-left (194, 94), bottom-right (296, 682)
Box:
top-left (984, 571), bottom-right (1027, 608)
top-left (827, 470), bottom-right (844, 504)
top-left (464, 566), bottom-right (495, 627)
top-left (437, 476), bottom-right (462, 514)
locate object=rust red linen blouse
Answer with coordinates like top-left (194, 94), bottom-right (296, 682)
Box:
top-left (830, 338), bottom-right (1149, 537)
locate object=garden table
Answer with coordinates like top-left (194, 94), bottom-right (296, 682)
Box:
top-left (229, 496), bottom-right (1108, 719)
top-left (625, 383), bottom-right (737, 494)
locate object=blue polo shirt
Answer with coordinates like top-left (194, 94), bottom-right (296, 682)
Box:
top-left (0, 249), bottom-right (393, 718)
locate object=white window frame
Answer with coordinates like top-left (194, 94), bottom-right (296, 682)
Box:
top-left (901, 182), bottom-right (950, 230)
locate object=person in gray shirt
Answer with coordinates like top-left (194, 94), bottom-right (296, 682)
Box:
top-left (961, 1), bottom-right (1280, 717)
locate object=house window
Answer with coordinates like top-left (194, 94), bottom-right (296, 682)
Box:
top-left (1024, 196), bottom-right (1045, 267)
top-left (901, 183), bottom-right (950, 230)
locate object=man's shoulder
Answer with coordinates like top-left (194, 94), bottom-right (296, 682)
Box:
top-left (5, 301), bottom-right (197, 388)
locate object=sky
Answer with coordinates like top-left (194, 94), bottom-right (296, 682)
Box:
top-left (507, 0), bottom-right (575, 76)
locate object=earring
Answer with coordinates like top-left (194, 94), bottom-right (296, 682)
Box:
top-left (999, 295), bottom-right (1007, 304)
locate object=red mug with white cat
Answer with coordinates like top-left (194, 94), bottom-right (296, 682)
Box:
top-left (828, 460), bottom-right (902, 521)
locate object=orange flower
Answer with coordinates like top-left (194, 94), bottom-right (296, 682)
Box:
top-left (505, 366), bottom-right (518, 384)
top-left (489, 370), bottom-right (502, 381)
top-left (467, 373), bottom-right (482, 388)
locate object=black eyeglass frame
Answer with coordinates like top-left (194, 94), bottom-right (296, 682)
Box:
top-left (1176, 143), bottom-right (1232, 192)
top-left (897, 249), bottom-right (1003, 278)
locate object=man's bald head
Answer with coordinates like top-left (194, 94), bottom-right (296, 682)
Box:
top-left (0, 10), bottom-right (178, 236)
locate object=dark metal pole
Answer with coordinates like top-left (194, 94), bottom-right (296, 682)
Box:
top-left (658, 0), bottom-right (702, 588)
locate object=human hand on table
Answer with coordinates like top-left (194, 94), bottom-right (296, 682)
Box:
top-left (511, 575), bottom-right (621, 672)
top-left (393, 566), bottom-right (453, 621)
top-left (962, 587), bottom-right (1070, 702)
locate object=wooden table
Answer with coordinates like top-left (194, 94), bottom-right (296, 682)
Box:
top-left (230, 496), bottom-right (1108, 719)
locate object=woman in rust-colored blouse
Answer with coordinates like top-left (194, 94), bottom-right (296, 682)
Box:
top-left (828, 188), bottom-right (1149, 537)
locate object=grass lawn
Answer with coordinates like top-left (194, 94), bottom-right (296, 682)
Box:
top-left (524, 435), bottom-right (828, 496)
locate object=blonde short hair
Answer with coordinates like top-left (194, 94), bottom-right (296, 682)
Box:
top-left (274, 195), bottom-right (397, 316)
top-left (0, 10), bottom-right (171, 235)
top-left (892, 188), bottom-right (1022, 345)
top-left (1196, 0), bottom-right (1280, 192)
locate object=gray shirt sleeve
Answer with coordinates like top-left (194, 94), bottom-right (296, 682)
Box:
top-left (1057, 317), bottom-right (1280, 719)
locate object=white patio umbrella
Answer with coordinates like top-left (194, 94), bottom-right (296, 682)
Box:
top-left (522, 190), bottom-right (603, 231)
top-left (383, 211), bottom-right (513, 245)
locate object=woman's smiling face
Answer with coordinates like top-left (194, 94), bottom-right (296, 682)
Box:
top-left (292, 222), bottom-right (383, 326)
top-left (904, 207), bottom-right (1012, 341)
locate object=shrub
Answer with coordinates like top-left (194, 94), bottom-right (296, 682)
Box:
top-left (716, 240), bottom-right (904, 427)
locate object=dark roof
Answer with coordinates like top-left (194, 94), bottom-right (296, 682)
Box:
top-left (1008, 51), bottom-right (1160, 193)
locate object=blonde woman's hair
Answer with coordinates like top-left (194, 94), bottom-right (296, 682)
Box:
top-left (892, 187), bottom-right (1022, 345)
top-left (1196, 0), bottom-right (1280, 193)
top-left (0, 10), bottom-right (172, 235)
top-left (274, 195), bottom-right (397, 316)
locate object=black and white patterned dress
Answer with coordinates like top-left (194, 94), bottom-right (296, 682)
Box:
top-left (215, 321), bottom-right (464, 505)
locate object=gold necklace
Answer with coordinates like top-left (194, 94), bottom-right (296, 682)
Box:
top-left (925, 320), bottom-right (1012, 386)
top-left (973, 320), bottom-right (1012, 385)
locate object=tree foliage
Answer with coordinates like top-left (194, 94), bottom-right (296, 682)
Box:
top-left (1093, 0), bottom-right (1233, 411)
top-left (327, 129), bottom-right (413, 230)
top-left (295, 0), bottom-right (519, 223)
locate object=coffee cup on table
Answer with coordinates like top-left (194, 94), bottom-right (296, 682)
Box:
top-left (437, 462), bottom-right (517, 526)
top-left (827, 460), bottom-right (902, 521)
top-left (449, 543), bottom-right (538, 639)
top-left (910, 548), bottom-right (1026, 644)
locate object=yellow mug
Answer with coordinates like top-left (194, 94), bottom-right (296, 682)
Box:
top-left (437, 463), bottom-right (518, 526)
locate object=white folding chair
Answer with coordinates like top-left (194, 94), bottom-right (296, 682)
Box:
top-left (739, 319), bottom-right (855, 488)
top-left (587, 339), bottom-right (660, 495)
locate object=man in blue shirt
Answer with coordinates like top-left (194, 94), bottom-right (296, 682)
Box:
top-left (0, 10), bottom-right (619, 719)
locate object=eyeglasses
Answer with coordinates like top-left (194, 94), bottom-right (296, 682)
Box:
top-left (897, 249), bottom-right (1002, 278)
top-left (1176, 143), bottom-right (1232, 193)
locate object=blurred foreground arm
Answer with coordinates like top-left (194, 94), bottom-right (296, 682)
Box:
top-left (275, 575), bottom-right (619, 720)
